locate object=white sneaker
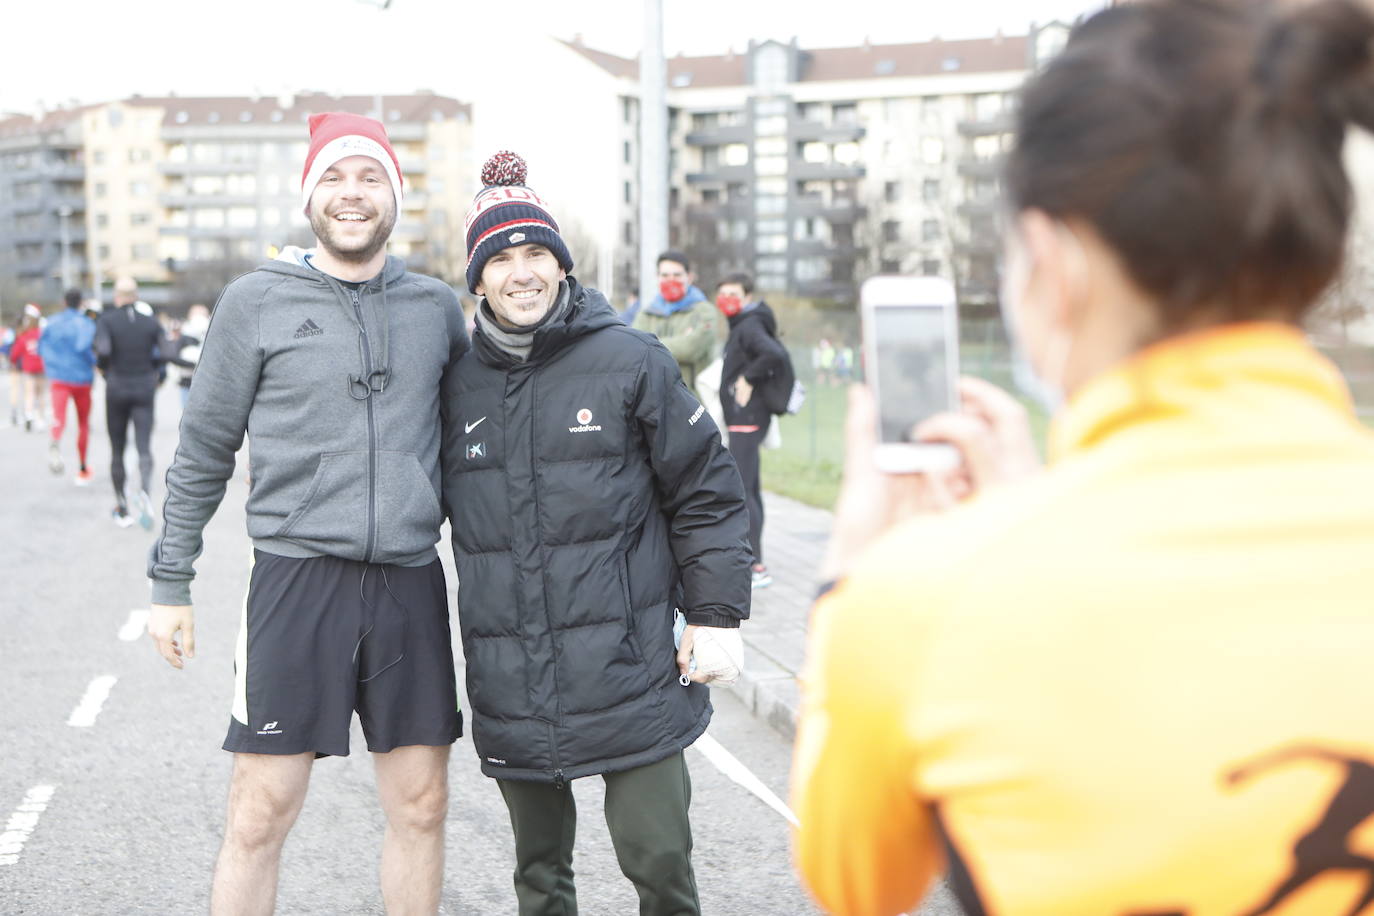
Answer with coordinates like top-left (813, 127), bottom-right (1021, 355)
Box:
top-left (112, 506), bottom-right (134, 528)
top-left (136, 491), bottom-right (154, 531)
top-left (48, 442), bottom-right (64, 475)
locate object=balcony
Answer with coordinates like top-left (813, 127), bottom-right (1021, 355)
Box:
top-left (158, 161), bottom-right (262, 176)
top-left (791, 197), bottom-right (865, 222)
top-left (791, 238), bottom-right (863, 259)
top-left (956, 199), bottom-right (998, 219)
top-left (683, 124), bottom-right (752, 146)
top-left (956, 157), bottom-right (1003, 180)
top-left (789, 120), bottom-right (866, 144)
top-left (791, 161), bottom-right (865, 181)
top-left (684, 165), bottom-right (752, 185)
top-left (957, 113), bottom-right (1015, 137)
top-left (794, 277), bottom-right (858, 300)
top-left (158, 192), bottom-right (261, 208)
top-left (683, 201), bottom-right (752, 220)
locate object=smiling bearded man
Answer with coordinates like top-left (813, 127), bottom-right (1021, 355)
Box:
top-left (146, 111), bottom-right (469, 914)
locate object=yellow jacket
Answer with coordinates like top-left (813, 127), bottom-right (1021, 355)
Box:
top-left (792, 324), bottom-right (1374, 916)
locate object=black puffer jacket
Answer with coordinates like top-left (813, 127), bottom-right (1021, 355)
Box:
top-left (441, 278), bottom-right (752, 783)
top-left (720, 301), bottom-right (788, 427)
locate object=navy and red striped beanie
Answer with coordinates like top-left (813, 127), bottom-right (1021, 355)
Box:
top-left (464, 151), bottom-right (574, 293)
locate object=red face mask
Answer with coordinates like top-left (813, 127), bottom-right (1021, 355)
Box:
top-left (659, 278), bottom-right (686, 302)
top-left (715, 294), bottom-right (742, 317)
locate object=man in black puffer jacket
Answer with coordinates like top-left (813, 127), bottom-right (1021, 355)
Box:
top-left (441, 153), bottom-right (751, 916)
top-left (716, 272), bottom-right (789, 589)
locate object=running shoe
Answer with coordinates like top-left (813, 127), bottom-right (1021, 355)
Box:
top-left (136, 490), bottom-right (154, 531)
top-left (75, 468), bottom-right (93, 486)
top-left (48, 442), bottom-right (64, 475)
top-left (751, 564), bottom-right (773, 589)
top-left (112, 505), bottom-right (134, 528)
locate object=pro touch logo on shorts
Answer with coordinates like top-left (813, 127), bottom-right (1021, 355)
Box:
top-left (256, 720), bottom-right (283, 736)
top-left (569, 408), bottom-right (601, 433)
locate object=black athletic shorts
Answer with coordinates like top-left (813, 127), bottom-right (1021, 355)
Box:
top-left (223, 549), bottom-right (463, 757)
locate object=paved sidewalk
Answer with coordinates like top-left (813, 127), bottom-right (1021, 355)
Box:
top-left (733, 492), bottom-right (833, 741)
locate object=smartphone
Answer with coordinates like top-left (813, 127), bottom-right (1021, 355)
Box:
top-left (860, 276), bottom-right (961, 473)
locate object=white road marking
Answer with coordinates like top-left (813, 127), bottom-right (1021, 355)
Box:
top-left (118, 609), bottom-right (149, 641)
top-left (691, 733), bottom-right (800, 827)
top-left (67, 676), bottom-right (117, 727)
top-left (0, 785), bottom-right (56, 866)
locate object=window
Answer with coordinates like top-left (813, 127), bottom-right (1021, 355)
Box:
top-left (797, 101), bottom-right (823, 123)
top-left (98, 244), bottom-right (111, 259)
top-left (755, 137), bottom-right (787, 157)
top-left (922, 219), bottom-right (941, 242)
top-left (756, 195), bottom-right (786, 215)
top-left (623, 221), bottom-right (634, 245)
top-left (691, 112), bottom-right (717, 132)
top-left (700, 188), bottom-right (720, 204)
top-left (96, 213), bottom-right (109, 228)
top-left (755, 177), bottom-right (787, 195)
top-left (129, 181), bottom-right (150, 197)
top-left (884, 181), bottom-right (900, 204)
top-left (193, 208), bottom-right (226, 229)
top-left (262, 209), bottom-right (281, 227)
top-left (129, 149), bottom-right (151, 163)
top-left (93, 150), bottom-right (106, 166)
top-left (973, 135), bottom-right (1002, 161)
top-left (755, 116), bottom-right (787, 137)
top-left (755, 156), bottom-right (787, 176)
top-left (756, 219), bottom-right (787, 235)
top-left (880, 258), bottom-right (902, 274)
top-left (723, 144), bottom-right (749, 167)
top-left (833, 142), bottom-right (860, 165)
top-left (624, 181), bottom-right (632, 204)
top-left (923, 178), bottom-right (940, 202)
top-left (921, 259), bottom-right (942, 276)
top-left (132, 244), bottom-right (155, 260)
top-left (795, 257), bottom-right (828, 281)
top-left (753, 45), bottom-right (790, 90)
top-left (623, 141), bottom-right (632, 164)
top-left (882, 220), bottom-right (901, 243)
top-left (726, 182), bottom-right (749, 202)
top-left (226, 174), bottom-right (256, 195)
top-left (623, 97), bottom-right (636, 124)
top-left (756, 234), bottom-right (787, 254)
top-left (192, 175), bottom-right (225, 195)
top-left (240, 110), bottom-right (253, 122)
top-left (921, 138), bottom-right (944, 165)
top-left (94, 182), bottom-right (107, 198)
top-left (832, 102), bottom-right (859, 125)
top-left (921, 95), bottom-right (941, 121)
top-left (701, 146), bottom-right (720, 171)
top-left (131, 212), bottom-right (151, 226)
top-left (228, 207), bottom-right (257, 228)
top-left (802, 142), bottom-right (829, 164)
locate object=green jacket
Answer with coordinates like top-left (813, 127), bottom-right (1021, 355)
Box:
top-left (632, 289), bottom-right (723, 387)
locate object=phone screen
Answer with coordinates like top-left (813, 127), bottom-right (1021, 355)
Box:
top-left (872, 305), bottom-right (950, 444)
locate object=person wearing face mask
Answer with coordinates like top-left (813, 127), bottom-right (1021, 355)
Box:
top-left (716, 273), bottom-right (788, 589)
top-left (791, 2), bottom-right (1374, 914)
top-left (631, 250), bottom-right (722, 389)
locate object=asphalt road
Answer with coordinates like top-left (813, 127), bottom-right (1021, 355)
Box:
top-left (0, 378), bottom-right (962, 915)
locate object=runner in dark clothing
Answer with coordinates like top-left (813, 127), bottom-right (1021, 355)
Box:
top-left (94, 276), bottom-right (166, 528)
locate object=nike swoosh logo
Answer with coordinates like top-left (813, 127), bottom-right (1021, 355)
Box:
top-left (464, 417), bottom-right (487, 435)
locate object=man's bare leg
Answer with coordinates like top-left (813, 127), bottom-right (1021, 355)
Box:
top-left (374, 744), bottom-right (451, 915)
top-left (211, 752), bottom-right (314, 916)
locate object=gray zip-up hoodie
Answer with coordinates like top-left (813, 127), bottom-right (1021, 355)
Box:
top-left (148, 253), bottom-right (469, 606)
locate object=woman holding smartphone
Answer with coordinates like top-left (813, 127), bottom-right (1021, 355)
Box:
top-left (792, 2), bottom-right (1374, 914)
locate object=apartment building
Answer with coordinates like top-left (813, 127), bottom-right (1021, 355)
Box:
top-left (533, 26), bottom-right (1073, 306)
top-left (0, 108), bottom-right (92, 308)
top-left (0, 92), bottom-right (475, 310)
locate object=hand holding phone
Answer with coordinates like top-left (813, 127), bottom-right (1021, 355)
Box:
top-left (860, 276), bottom-right (961, 473)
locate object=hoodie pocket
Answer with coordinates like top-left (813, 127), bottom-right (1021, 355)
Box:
top-left (274, 451), bottom-right (369, 547)
top-left (374, 451), bottom-right (443, 558)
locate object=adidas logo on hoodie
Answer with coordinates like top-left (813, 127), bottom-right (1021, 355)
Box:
top-left (293, 318), bottom-right (324, 339)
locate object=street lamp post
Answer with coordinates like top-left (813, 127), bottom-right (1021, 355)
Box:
top-left (639, 0), bottom-right (669, 311)
top-left (58, 205), bottom-right (73, 293)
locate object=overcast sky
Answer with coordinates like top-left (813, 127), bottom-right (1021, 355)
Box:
top-left (2, 0), bottom-right (1106, 115)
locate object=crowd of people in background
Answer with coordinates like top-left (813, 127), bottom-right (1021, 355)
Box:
top-left (1, 285), bottom-right (210, 525)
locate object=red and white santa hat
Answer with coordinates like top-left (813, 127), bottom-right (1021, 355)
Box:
top-left (299, 112), bottom-right (404, 214)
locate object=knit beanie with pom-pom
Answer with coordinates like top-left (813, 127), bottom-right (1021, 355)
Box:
top-left (463, 151), bottom-right (574, 293)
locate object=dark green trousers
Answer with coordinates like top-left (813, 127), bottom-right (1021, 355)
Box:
top-left (496, 751), bottom-right (700, 916)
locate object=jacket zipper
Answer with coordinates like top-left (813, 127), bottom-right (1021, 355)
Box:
top-left (528, 373), bottom-right (565, 789)
top-left (352, 289), bottom-right (378, 562)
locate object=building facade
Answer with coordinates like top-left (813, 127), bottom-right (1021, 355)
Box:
top-left (0, 92), bottom-right (474, 312)
top-left (558, 26), bottom-right (1072, 306)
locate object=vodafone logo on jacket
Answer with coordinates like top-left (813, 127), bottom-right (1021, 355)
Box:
top-left (569, 407), bottom-right (601, 434)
